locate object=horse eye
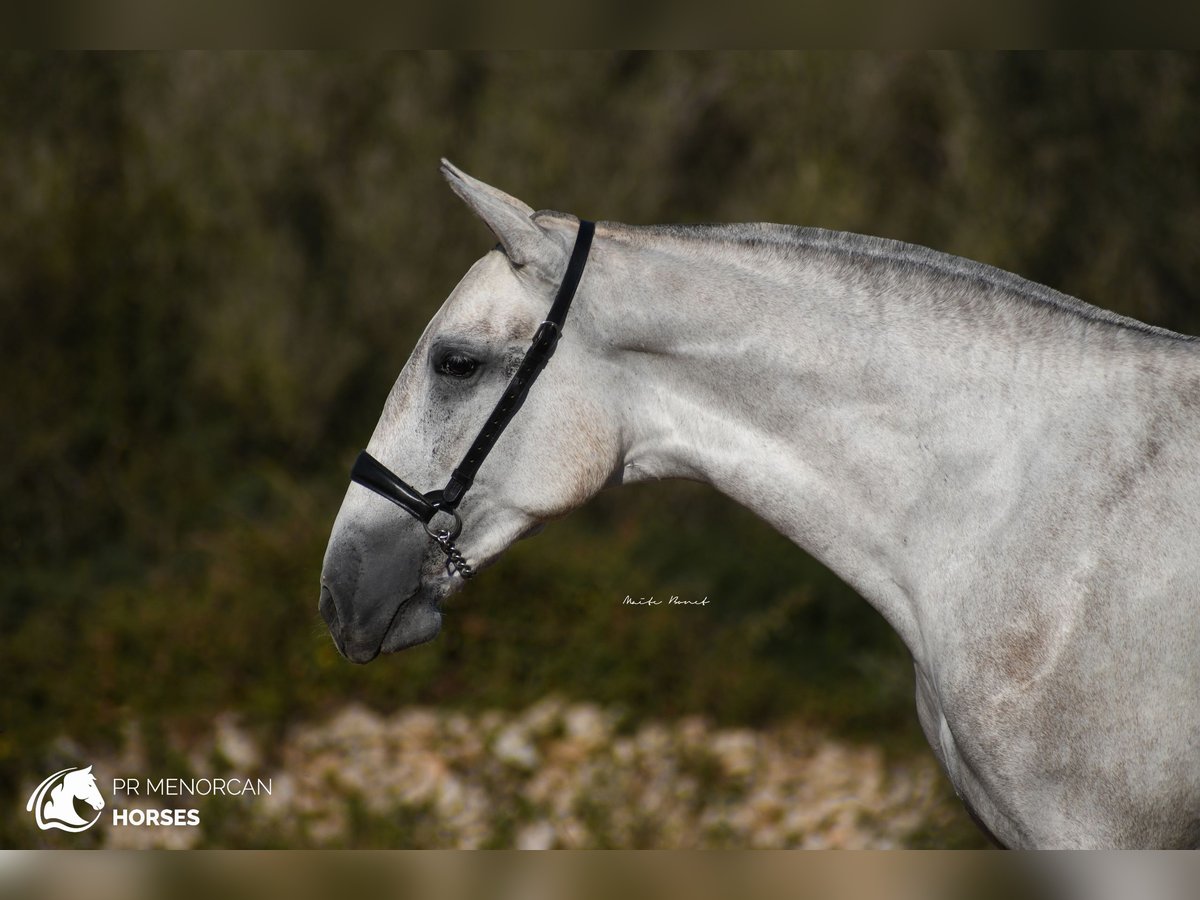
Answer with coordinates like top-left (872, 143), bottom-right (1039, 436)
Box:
top-left (437, 352), bottom-right (478, 379)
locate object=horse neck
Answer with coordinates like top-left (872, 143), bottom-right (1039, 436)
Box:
top-left (589, 226), bottom-right (1141, 656)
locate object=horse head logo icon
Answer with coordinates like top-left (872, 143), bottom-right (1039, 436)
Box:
top-left (26, 765), bottom-right (105, 832)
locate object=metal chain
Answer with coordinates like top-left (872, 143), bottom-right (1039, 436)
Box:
top-left (432, 532), bottom-right (475, 579)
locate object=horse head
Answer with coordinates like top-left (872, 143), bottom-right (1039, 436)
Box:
top-left (61, 766), bottom-right (104, 812)
top-left (319, 162), bottom-right (622, 663)
top-left (31, 765), bottom-right (105, 830)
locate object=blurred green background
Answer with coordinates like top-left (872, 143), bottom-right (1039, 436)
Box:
top-left (4, 51), bottom-right (1200, 847)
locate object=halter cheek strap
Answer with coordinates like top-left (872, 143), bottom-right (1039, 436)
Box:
top-left (349, 219), bottom-right (596, 578)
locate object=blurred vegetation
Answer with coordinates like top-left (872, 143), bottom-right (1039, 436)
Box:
top-left (3, 52), bottom-right (1200, 846)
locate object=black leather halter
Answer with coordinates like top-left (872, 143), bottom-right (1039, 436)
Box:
top-left (349, 219), bottom-right (596, 579)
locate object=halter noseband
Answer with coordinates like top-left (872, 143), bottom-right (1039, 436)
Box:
top-left (348, 219), bottom-right (596, 579)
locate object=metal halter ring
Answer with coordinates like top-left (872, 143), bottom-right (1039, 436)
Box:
top-left (423, 507), bottom-right (463, 542)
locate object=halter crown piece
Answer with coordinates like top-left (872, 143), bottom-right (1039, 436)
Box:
top-left (349, 219), bottom-right (596, 578)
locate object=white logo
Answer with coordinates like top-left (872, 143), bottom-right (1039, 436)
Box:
top-left (26, 765), bottom-right (105, 832)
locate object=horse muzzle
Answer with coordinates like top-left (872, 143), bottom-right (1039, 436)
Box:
top-left (319, 516), bottom-right (442, 663)
top-left (320, 582), bottom-right (442, 663)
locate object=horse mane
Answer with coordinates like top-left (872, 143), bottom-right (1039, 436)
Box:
top-left (535, 211), bottom-right (1197, 346)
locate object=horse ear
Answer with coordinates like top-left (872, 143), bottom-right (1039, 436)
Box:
top-left (440, 159), bottom-right (562, 275)
top-left (81, 765), bottom-right (92, 774)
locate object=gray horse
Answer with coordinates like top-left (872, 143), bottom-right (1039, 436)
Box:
top-left (321, 161), bottom-right (1200, 848)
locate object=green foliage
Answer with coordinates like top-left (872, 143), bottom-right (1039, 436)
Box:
top-left (4, 53), bottom-right (1199, 846)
